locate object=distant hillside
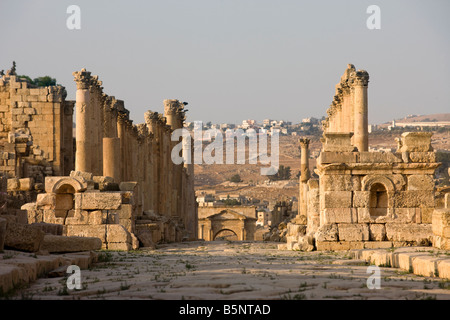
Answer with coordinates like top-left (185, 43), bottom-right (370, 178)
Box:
top-left (380, 113), bottom-right (450, 126)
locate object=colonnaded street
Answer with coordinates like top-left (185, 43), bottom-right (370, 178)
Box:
top-left (11, 241), bottom-right (450, 300)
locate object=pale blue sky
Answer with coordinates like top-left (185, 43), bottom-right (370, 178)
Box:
top-left (1, 0), bottom-right (449, 125)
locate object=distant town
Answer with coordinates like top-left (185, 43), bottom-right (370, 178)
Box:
top-left (185, 114), bottom-right (450, 137)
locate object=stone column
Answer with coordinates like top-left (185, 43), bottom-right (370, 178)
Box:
top-left (297, 138), bottom-right (310, 223)
top-left (352, 70), bottom-right (369, 152)
top-left (117, 113), bottom-right (127, 182)
top-left (73, 69), bottom-right (91, 173)
top-left (102, 137), bottom-right (120, 181)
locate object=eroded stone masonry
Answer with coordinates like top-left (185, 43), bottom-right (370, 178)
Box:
top-left (287, 64), bottom-right (450, 252)
top-left (0, 65), bottom-right (197, 252)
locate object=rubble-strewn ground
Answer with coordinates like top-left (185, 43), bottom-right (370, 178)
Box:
top-left (9, 241), bottom-right (450, 300)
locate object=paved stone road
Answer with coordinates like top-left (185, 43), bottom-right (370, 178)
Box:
top-left (13, 241), bottom-right (450, 300)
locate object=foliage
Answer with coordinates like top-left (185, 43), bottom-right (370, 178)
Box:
top-left (229, 174), bottom-right (242, 183)
top-left (268, 165), bottom-right (291, 181)
top-left (18, 75), bottom-right (57, 87)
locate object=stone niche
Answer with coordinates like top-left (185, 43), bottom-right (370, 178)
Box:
top-left (21, 174), bottom-right (139, 251)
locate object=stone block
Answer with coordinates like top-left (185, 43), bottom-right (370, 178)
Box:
top-left (4, 221), bottom-right (45, 252)
top-left (74, 192), bottom-right (122, 210)
top-left (393, 208), bottom-right (419, 224)
top-left (321, 175), bottom-right (360, 192)
top-left (316, 241), bottom-right (364, 251)
top-left (409, 152), bottom-right (436, 163)
top-left (19, 178), bottom-right (34, 191)
top-left (106, 224), bottom-right (132, 245)
top-left (119, 181), bottom-right (138, 192)
top-left (432, 209), bottom-right (450, 238)
top-left (359, 152), bottom-right (402, 164)
top-left (394, 191), bottom-right (435, 208)
top-left (353, 191), bottom-right (370, 208)
top-left (119, 218), bottom-right (133, 233)
top-left (89, 210), bottom-right (104, 225)
top-left (363, 241), bottom-right (393, 249)
top-left (385, 223), bottom-right (432, 243)
top-left (407, 175), bottom-right (435, 191)
top-left (419, 207), bottom-right (434, 224)
top-left (30, 222), bottom-right (63, 235)
top-left (369, 224), bottom-right (386, 241)
top-left (64, 225), bottom-right (107, 243)
top-left (321, 191), bottom-right (352, 208)
top-left (136, 229), bottom-right (156, 249)
top-left (118, 204), bottom-right (134, 219)
top-left (399, 132), bottom-right (433, 152)
top-left (36, 193), bottom-right (56, 209)
top-left (70, 170), bottom-right (93, 181)
top-left (437, 260), bottom-right (450, 279)
top-left (322, 208), bottom-right (358, 224)
top-left (287, 223), bottom-right (307, 237)
top-left (338, 223), bottom-right (369, 241)
top-left (40, 235), bottom-right (102, 253)
top-left (432, 235), bottom-right (449, 250)
top-left (315, 223), bottom-right (338, 242)
top-left (7, 178), bottom-right (19, 191)
top-left (412, 256), bottom-right (439, 278)
top-left (107, 242), bottom-right (132, 251)
top-left (321, 133), bottom-right (356, 152)
top-left (318, 152), bottom-right (358, 164)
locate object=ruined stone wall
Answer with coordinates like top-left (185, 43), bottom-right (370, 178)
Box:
top-left (0, 74), bottom-right (74, 183)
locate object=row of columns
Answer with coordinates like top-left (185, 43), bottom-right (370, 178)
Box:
top-left (322, 64), bottom-right (369, 152)
top-left (73, 69), bottom-right (198, 240)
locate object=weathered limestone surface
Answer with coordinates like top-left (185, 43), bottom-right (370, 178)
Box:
top-left (385, 223), bottom-right (432, 243)
top-left (352, 247), bottom-right (449, 279)
top-left (74, 192), bottom-right (122, 210)
top-left (338, 223), bottom-right (369, 241)
top-left (40, 235), bottom-right (102, 253)
top-left (4, 221), bottom-right (45, 252)
top-left (432, 209), bottom-right (450, 250)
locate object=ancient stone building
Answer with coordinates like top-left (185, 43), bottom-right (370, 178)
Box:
top-left (2, 66), bottom-right (197, 250)
top-left (198, 206), bottom-right (257, 241)
top-left (0, 68), bottom-right (74, 182)
top-left (286, 64), bottom-right (446, 251)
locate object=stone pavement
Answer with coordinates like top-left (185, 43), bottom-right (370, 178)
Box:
top-left (7, 241), bottom-right (450, 300)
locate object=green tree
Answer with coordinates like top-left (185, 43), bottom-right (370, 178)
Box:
top-left (33, 76), bottom-right (57, 87)
top-left (269, 165), bottom-right (291, 181)
top-left (17, 75), bottom-right (57, 87)
top-left (229, 174), bottom-right (242, 183)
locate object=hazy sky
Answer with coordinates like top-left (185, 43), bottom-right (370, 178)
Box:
top-left (1, 0), bottom-right (449, 125)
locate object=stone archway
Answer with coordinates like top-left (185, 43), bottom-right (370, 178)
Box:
top-left (214, 229), bottom-right (239, 241)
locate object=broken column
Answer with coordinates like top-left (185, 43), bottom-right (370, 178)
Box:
top-left (297, 138), bottom-right (310, 223)
top-left (352, 69), bottom-right (369, 152)
top-left (103, 137), bottom-right (120, 181)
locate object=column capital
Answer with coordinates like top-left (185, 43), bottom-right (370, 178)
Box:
top-left (350, 69), bottom-right (369, 86)
top-left (299, 138), bottom-right (310, 149)
top-left (72, 68), bottom-right (92, 90)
